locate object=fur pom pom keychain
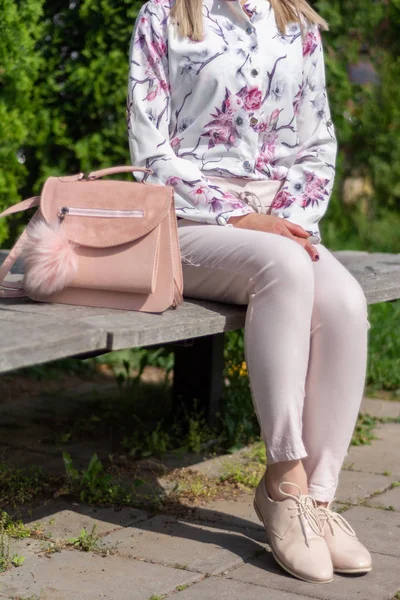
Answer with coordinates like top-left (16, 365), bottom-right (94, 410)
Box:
top-left (22, 218), bottom-right (78, 297)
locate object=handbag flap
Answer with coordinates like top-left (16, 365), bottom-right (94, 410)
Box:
top-left (40, 176), bottom-right (173, 248)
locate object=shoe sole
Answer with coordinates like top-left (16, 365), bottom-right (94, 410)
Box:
top-left (253, 498), bottom-right (333, 584)
top-left (334, 567), bottom-right (372, 574)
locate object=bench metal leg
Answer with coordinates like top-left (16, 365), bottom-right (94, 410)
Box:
top-left (172, 333), bottom-right (225, 426)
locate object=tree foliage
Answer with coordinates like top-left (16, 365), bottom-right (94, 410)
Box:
top-left (0, 0), bottom-right (399, 249)
top-left (0, 0), bottom-right (45, 241)
top-left (312, 0), bottom-right (400, 249)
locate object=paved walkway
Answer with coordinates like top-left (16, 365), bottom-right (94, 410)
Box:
top-left (1, 396), bottom-right (400, 600)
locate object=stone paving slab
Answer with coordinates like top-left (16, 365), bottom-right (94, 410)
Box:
top-left (0, 439), bottom-right (112, 475)
top-left (226, 551), bottom-right (400, 600)
top-left (336, 506), bottom-right (400, 558)
top-left (191, 494), bottom-right (264, 532)
top-left (0, 442), bottom-right (66, 477)
top-left (335, 469), bottom-right (392, 505)
top-left (0, 545), bottom-right (202, 600)
top-left (343, 423), bottom-right (400, 478)
top-left (368, 486), bottom-right (400, 511)
top-left (361, 397), bottom-right (400, 419)
top-left (167, 575), bottom-right (313, 600)
top-left (101, 513), bottom-right (266, 575)
top-left (186, 446), bottom-right (256, 480)
top-left (174, 445), bottom-right (263, 483)
top-left (25, 502), bottom-right (149, 541)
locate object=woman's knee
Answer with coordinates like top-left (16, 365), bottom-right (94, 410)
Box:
top-left (257, 235), bottom-right (314, 281)
top-left (318, 273), bottom-right (369, 329)
top-left (343, 280), bottom-right (369, 326)
top-left (250, 235), bottom-right (315, 296)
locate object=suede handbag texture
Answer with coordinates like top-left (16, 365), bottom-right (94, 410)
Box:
top-left (0, 166), bottom-right (183, 313)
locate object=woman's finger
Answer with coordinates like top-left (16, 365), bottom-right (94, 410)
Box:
top-left (284, 221), bottom-right (310, 239)
top-left (295, 237), bottom-right (320, 261)
top-left (280, 227), bottom-right (319, 261)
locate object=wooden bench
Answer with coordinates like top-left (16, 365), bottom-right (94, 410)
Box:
top-left (1, 250), bottom-right (400, 422)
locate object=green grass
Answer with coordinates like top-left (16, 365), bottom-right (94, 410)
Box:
top-left (11, 596), bottom-right (42, 600)
top-left (0, 513), bottom-right (25, 573)
top-left (62, 451), bottom-right (145, 506)
top-left (219, 441), bottom-right (266, 488)
top-left (67, 525), bottom-right (102, 552)
top-left (0, 463), bottom-right (61, 508)
top-left (367, 300), bottom-right (400, 392)
top-left (351, 414), bottom-right (379, 446)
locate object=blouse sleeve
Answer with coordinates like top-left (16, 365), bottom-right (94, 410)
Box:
top-left (270, 24), bottom-right (337, 243)
top-left (127, 2), bottom-right (255, 226)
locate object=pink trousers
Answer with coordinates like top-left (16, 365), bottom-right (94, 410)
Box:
top-left (177, 177), bottom-right (370, 502)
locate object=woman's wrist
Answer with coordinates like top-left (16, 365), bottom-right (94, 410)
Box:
top-left (227, 214), bottom-right (252, 227)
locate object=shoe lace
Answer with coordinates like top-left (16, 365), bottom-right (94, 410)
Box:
top-left (279, 482), bottom-right (323, 546)
top-left (318, 502), bottom-right (356, 537)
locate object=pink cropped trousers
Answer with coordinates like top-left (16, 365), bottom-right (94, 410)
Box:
top-left (177, 177), bottom-right (370, 502)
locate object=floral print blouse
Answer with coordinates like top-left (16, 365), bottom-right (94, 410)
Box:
top-left (127, 0), bottom-right (337, 242)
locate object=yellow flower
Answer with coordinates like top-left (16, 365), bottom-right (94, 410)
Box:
top-left (239, 361), bottom-right (248, 377)
top-left (227, 361), bottom-right (248, 377)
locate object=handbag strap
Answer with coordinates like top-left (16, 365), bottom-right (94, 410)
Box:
top-left (0, 196), bottom-right (40, 218)
top-left (0, 196), bottom-right (40, 298)
top-left (87, 166), bottom-right (153, 180)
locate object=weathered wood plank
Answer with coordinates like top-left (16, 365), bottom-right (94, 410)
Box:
top-left (0, 281), bottom-right (246, 347)
top-left (334, 251), bottom-right (400, 304)
top-left (82, 300), bottom-right (247, 350)
top-left (0, 310), bottom-right (107, 374)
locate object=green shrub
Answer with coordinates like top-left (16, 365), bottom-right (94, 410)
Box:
top-left (0, 0), bottom-right (45, 242)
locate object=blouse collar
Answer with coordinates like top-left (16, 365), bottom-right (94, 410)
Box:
top-left (204, 0), bottom-right (271, 24)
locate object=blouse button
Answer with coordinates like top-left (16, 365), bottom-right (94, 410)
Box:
top-left (236, 117), bottom-right (244, 125)
top-left (246, 26), bottom-right (254, 35)
top-left (250, 117), bottom-right (258, 125)
top-left (243, 160), bottom-right (252, 171)
top-left (250, 68), bottom-right (259, 78)
top-left (216, 214), bottom-right (228, 226)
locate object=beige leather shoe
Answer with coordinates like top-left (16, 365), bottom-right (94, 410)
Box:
top-left (318, 503), bottom-right (372, 574)
top-left (254, 478), bottom-right (333, 584)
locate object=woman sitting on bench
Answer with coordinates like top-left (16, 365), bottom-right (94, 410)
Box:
top-left (127, 0), bottom-right (372, 583)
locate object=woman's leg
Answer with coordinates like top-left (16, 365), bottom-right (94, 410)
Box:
top-left (178, 220), bottom-right (315, 496)
top-left (302, 244), bottom-right (370, 503)
top-left (178, 221), bottom-right (336, 583)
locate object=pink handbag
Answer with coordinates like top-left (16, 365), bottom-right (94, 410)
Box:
top-left (0, 166), bottom-right (183, 313)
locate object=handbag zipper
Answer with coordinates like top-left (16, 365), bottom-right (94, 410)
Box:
top-left (58, 206), bottom-right (144, 220)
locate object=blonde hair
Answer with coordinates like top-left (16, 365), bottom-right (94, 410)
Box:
top-left (170, 0), bottom-right (328, 42)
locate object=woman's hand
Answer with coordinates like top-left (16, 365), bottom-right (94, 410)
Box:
top-left (227, 213), bottom-right (320, 262)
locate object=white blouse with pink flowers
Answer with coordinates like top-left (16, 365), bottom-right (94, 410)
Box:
top-left (127, 0), bottom-right (337, 242)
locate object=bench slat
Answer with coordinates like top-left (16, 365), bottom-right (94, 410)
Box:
top-left (0, 310), bottom-right (107, 373)
top-left (334, 251), bottom-right (400, 304)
